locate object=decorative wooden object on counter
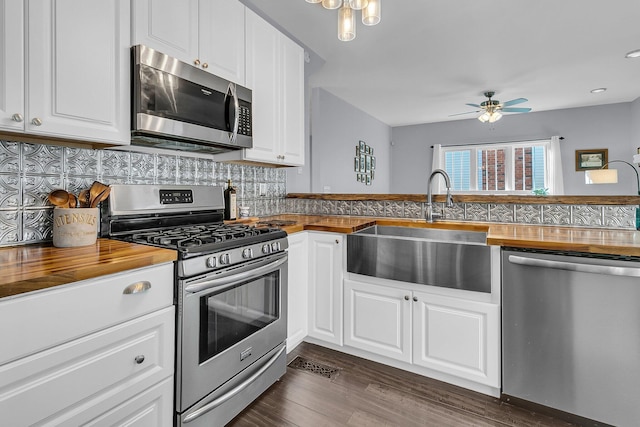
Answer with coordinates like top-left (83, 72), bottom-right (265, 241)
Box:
top-left (0, 239), bottom-right (177, 299)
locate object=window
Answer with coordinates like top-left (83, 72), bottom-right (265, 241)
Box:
top-left (438, 140), bottom-right (552, 194)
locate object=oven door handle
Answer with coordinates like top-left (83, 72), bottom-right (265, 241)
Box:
top-left (183, 344), bottom-right (286, 423)
top-left (184, 256), bottom-right (287, 294)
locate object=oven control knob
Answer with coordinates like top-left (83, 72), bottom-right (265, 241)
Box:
top-left (271, 242), bottom-right (280, 252)
top-left (206, 256), bottom-right (217, 268)
top-left (219, 253), bottom-right (230, 265)
top-left (242, 248), bottom-right (253, 259)
top-left (262, 244), bottom-right (271, 254)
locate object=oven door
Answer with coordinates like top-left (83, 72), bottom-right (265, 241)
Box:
top-left (177, 252), bottom-right (287, 413)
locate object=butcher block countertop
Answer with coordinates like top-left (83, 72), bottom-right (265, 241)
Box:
top-left (0, 239), bottom-right (177, 299)
top-left (258, 214), bottom-right (640, 258)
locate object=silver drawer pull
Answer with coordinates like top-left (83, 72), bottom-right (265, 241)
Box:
top-left (134, 355), bottom-right (145, 364)
top-left (122, 281), bottom-right (151, 294)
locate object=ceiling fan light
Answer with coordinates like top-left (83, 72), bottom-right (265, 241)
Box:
top-left (305, 0), bottom-right (323, 3)
top-left (625, 49), bottom-right (640, 58)
top-left (349, 0), bottom-right (368, 10)
top-left (322, 0), bottom-right (342, 9)
top-left (478, 112), bottom-right (490, 123)
top-left (362, 0), bottom-right (380, 25)
top-left (338, 2), bottom-right (356, 41)
top-left (489, 111), bottom-right (502, 123)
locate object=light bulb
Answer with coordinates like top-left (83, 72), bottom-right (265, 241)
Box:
top-left (488, 111), bottom-right (502, 123)
top-left (338, 2), bottom-right (356, 41)
top-left (349, 0), bottom-right (368, 10)
top-left (362, 0), bottom-right (380, 25)
top-left (322, 0), bottom-right (342, 9)
top-left (478, 112), bottom-right (490, 123)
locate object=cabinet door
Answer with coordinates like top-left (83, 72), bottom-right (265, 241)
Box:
top-left (308, 232), bottom-right (344, 345)
top-left (26, 0), bottom-right (130, 145)
top-left (199, 0), bottom-right (245, 84)
top-left (0, 0), bottom-right (24, 132)
top-left (344, 279), bottom-right (411, 362)
top-left (279, 35), bottom-right (305, 166)
top-left (0, 307), bottom-right (175, 426)
top-left (132, 0), bottom-right (199, 65)
top-left (286, 232), bottom-right (308, 352)
top-left (244, 9), bottom-right (280, 163)
top-left (412, 291), bottom-right (500, 387)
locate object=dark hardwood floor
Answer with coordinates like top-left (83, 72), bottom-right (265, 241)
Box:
top-left (228, 342), bottom-right (578, 427)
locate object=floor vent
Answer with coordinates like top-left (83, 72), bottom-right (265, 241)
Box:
top-left (288, 356), bottom-right (341, 379)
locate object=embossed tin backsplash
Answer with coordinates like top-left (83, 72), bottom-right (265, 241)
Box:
top-left (0, 140), bottom-right (286, 245)
top-left (286, 198), bottom-right (637, 229)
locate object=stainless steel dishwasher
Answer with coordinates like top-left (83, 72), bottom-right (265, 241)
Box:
top-left (502, 248), bottom-right (640, 427)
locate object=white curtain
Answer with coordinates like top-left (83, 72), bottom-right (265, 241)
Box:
top-left (548, 135), bottom-right (564, 194)
top-left (431, 143), bottom-right (443, 193)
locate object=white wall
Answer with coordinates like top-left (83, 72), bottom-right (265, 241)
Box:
top-left (390, 102), bottom-right (636, 195)
top-left (301, 88), bottom-right (392, 193)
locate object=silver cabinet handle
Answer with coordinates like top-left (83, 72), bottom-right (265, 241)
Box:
top-left (183, 345), bottom-right (286, 423)
top-left (508, 255), bottom-right (640, 277)
top-left (122, 281), bottom-right (151, 294)
top-left (413, 296), bottom-right (418, 302)
top-left (31, 117), bottom-right (42, 126)
top-left (134, 355), bottom-right (145, 364)
top-left (11, 113), bottom-right (23, 122)
top-left (404, 295), bottom-right (409, 301)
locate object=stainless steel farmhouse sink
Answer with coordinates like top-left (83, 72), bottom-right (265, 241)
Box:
top-left (347, 225), bottom-right (491, 293)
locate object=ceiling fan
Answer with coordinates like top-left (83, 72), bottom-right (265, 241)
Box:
top-left (451, 91), bottom-right (532, 123)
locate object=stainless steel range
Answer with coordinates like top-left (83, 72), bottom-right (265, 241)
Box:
top-left (101, 184), bottom-right (288, 427)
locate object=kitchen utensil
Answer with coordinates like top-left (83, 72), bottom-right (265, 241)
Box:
top-left (78, 189), bottom-right (90, 208)
top-left (67, 193), bottom-right (78, 208)
top-left (88, 181), bottom-right (110, 207)
top-left (90, 186), bottom-right (111, 208)
top-left (48, 189), bottom-right (70, 208)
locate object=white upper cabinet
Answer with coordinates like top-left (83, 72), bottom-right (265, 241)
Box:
top-left (0, 0), bottom-right (24, 133)
top-left (0, 0), bottom-right (129, 145)
top-left (230, 8), bottom-right (304, 167)
top-left (26, 0), bottom-right (130, 145)
top-left (132, 0), bottom-right (246, 85)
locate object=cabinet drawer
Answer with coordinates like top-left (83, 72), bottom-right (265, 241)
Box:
top-left (0, 263), bottom-right (174, 365)
top-left (0, 307), bottom-right (175, 427)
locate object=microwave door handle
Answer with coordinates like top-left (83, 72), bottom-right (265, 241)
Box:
top-left (227, 83), bottom-right (239, 143)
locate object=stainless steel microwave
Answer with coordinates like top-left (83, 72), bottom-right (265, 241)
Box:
top-left (131, 45), bottom-right (252, 154)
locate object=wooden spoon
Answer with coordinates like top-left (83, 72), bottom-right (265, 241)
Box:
top-left (90, 186), bottom-right (111, 208)
top-left (88, 181), bottom-right (109, 207)
top-left (78, 189), bottom-right (90, 208)
top-left (48, 189), bottom-right (70, 208)
top-left (67, 193), bottom-right (78, 208)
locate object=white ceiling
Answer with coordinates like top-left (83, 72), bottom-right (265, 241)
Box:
top-left (242, 0), bottom-right (640, 127)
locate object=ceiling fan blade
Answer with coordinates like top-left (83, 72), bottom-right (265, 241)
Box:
top-left (465, 103), bottom-right (482, 108)
top-left (449, 110), bottom-right (480, 117)
top-left (501, 107), bottom-right (532, 113)
top-left (502, 98), bottom-right (528, 107)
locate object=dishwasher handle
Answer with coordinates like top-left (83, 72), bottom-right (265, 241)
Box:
top-left (508, 254), bottom-right (640, 278)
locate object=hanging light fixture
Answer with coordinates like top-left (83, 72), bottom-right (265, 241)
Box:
top-left (322, 0), bottom-right (342, 9)
top-left (362, 0), bottom-right (381, 25)
top-left (338, 1), bottom-right (356, 41)
top-left (350, 0), bottom-right (368, 10)
top-left (306, 0), bottom-right (380, 41)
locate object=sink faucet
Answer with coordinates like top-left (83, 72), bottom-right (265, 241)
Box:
top-left (426, 169), bottom-right (454, 222)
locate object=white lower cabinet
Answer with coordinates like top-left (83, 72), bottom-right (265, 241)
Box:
top-left (286, 232), bottom-right (308, 352)
top-left (344, 277), bottom-right (500, 389)
top-left (307, 232), bottom-right (344, 345)
top-left (412, 290), bottom-right (500, 388)
top-left (344, 279), bottom-right (411, 362)
top-left (0, 263), bottom-right (175, 426)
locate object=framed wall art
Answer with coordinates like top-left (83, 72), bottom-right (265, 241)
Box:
top-left (354, 140), bottom-right (376, 185)
top-left (575, 149), bottom-right (608, 171)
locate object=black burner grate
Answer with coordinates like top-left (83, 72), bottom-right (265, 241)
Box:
top-left (288, 356), bottom-right (341, 379)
